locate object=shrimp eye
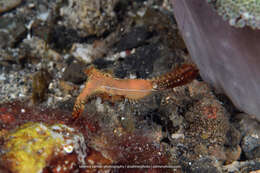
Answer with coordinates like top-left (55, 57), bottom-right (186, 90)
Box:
top-left (152, 83), bottom-right (158, 90)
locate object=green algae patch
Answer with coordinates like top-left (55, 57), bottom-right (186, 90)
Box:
top-left (208, 0), bottom-right (260, 29)
top-left (1, 122), bottom-right (87, 173)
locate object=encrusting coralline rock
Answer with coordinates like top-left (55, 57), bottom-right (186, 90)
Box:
top-left (172, 0), bottom-right (260, 120)
top-left (0, 122), bottom-right (87, 173)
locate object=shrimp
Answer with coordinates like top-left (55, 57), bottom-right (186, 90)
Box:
top-left (72, 64), bottom-right (198, 119)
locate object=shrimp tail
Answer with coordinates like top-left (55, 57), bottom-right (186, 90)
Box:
top-left (151, 64), bottom-right (199, 90)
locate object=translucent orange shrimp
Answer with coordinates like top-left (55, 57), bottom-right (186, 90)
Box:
top-left (72, 64), bottom-right (198, 119)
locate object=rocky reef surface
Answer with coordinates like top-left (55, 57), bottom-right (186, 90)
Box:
top-left (0, 0), bottom-right (260, 172)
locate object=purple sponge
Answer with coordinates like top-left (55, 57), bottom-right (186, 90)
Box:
top-left (172, 0), bottom-right (260, 120)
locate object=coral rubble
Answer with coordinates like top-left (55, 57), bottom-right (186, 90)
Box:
top-left (60, 0), bottom-right (119, 36)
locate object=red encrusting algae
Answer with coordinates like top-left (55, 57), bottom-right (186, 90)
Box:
top-left (0, 102), bottom-right (175, 173)
top-left (72, 64), bottom-right (199, 119)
